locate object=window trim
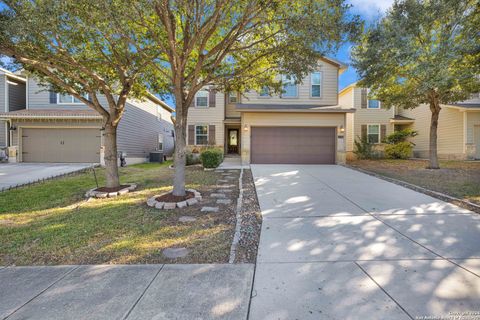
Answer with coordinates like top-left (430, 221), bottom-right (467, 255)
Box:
top-left (366, 89), bottom-right (381, 109)
top-left (195, 124), bottom-right (209, 145)
top-left (228, 92), bottom-right (238, 104)
top-left (195, 90), bottom-right (209, 108)
top-left (310, 71), bottom-right (322, 98)
top-left (367, 124), bottom-right (381, 144)
top-left (56, 93), bottom-right (88, 105)
top-left (280, 75), bottom-right (298, 99)
top-left (258, 87), bottom-right (271, 99)
top-left (157, 133), bottom-right (164, 151)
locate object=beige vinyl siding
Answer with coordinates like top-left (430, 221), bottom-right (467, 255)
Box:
top-left (187, 92), bottom-right (225, 146)
top-left (399, 105), bottom-right (464, 158)
top-left (241, 61), bottom-right (339, 106)
top-left (225, 94), bottom-right (241, 118)
top-left (7, 77), bottom-right (26, 111)
top-left (338, 87), bottom-right (353, 109)
top-left (241, 112), bottom-right (346, 164)
top-left (466, 111), bottom-right (480, 144)
top-left (117, 98), bottom-right (175, 158)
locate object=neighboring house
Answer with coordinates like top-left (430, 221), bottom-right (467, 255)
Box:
top-left (0, 69), bottom-right (175, 164)
top-left (339, 83), bottom-right (480, 160)
top-left (186, 58), bottom-right (355, 165)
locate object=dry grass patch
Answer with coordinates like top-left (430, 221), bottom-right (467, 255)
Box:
top-left (349, 159), bottom-right (480, 206)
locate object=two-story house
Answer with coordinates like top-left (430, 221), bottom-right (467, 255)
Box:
top-left (0, 68), bottom-right (175, 164)
top-left (186, 57), bottom-right (355, 165)
top-left (339, 83), bottom-right (480, 160)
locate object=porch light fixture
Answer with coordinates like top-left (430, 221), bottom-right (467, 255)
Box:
top-left (243, 124), bottom-right (249, 131)
top-left (339, 125), bottom-right (345, 133)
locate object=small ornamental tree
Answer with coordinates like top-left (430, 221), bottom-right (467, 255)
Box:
top-left (352, 0), bottom-right (480, 169)
top-left (0, 0), bottom-right (156, 187)
top-left (132, 0), bottom-right (361, 196)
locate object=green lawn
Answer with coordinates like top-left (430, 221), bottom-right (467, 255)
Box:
top-left (0, 162), bottom-right (236, 265)
top-left (349, 159), bottom-right (480, 206)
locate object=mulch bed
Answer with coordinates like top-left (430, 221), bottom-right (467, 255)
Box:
top-left (94, 185), bottom-right (130, 193)
top-left (234, 169), bottom-right (262, 263)
top-left (156, 191), bottom-right (195, 203)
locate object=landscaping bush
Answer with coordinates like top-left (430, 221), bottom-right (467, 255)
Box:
top-left (186, 152), bottom-right (201, 166)
top-left (354, 136), bottom-right (376, 159)
top-left (384, 141), bottom-right (413, 159)
top-left (383, 128), bottom-right (418, 144)
top-left (200, 148), bottom-right (224, 168)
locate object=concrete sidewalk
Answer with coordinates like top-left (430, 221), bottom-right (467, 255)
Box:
top-left (0, 163), bottom-right (95, 191)
top-left (0, 264), bottom-right (254, 320)
top-left (249, 165), bottom-right (480, 320)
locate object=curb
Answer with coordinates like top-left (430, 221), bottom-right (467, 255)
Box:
top-left (344, 164), bottom-right (480, 214)
top-left (229, 168), bottom-right (244, 264)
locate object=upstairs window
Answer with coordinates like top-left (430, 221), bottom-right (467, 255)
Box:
top-left (368, 99), bottom-right (380, 109)
top-left (228, 92), bottom-right (238, 103)
top-left (281, 75), bottom-right (297, 98)
top-left (195, 90), bottom-right (209, 108)
top-left (367, 124), bottom-right (380, 143)
top-left (311, 72), bottom-right (322, 97)
top-left (57, 93), bottom-right (88, 104)
top-left (259, 86), bottom-right (270, 97)
top-left (195, 125), bottom-right (208, 145)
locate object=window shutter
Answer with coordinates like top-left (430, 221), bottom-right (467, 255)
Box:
top-left (188, 125), bottom-right (195, 145)
top-left (208, 87), bottom-right (216, 108)
top-left (49, 88), bottom-right (57, 104)
top-left (380, 125), bottom-right (387, 142)
top-left (361, 89), bottom-right (367, 109)
top-left (361, 125), bottom-right (367, 140)
top-left (208, 125), bottom-right (216, 145)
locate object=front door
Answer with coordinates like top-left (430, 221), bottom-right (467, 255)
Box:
top-left (227, 129), bottom-right (239, 154)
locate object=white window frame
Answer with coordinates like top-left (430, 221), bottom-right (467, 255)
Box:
top-left (195, 124), bottom-right (209, 145)
top-left (228, 92), bottom-right (238, 103)
top-left (195, 90), bottom-right (209, 108)
top-left (367, 124), bottom-right (380, 144)
top-left (367, 89), bottom-right (381, 109)
top-left (57, 93), bottom-right (88, 104)
top-left (310, 72), bottom-right (322, 98)
top-left (157, 133), bottom-right (164, 151)
top-left (281, 75), bottom-right (298, 98)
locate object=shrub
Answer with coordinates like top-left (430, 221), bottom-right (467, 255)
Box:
top-left (186, 153), bottom-right (201, 166)
top-left (384, 141), bottom-right (413, 159)
top-left (200, 148), bottom-right (224, 168)
top-left (354, 136), bottom-right (376, 159)
top-left (383, 129), bottom-right (418, 144)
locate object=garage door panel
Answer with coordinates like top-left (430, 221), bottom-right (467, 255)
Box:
top-left (251, 127), bottom-right (336, 164)
top-left (22, 128), bottom-right (100, 163)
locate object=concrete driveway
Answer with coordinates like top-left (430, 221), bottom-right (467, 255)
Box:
top-left (249, 165), bottom-right (480, 320)
top-left (0, 163), bottom-right (95, 191)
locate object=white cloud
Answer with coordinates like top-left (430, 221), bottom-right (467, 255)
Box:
top-left (347, 0), bottom-right (394, 19)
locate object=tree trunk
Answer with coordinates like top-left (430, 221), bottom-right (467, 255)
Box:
top-left (428, 98), bottom-right (441, 169)
top-left (172, 113), bottom-right (187, 196)
top-left (103, 122), bottom-right (120, 188)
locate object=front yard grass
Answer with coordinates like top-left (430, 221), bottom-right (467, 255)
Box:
top-left (0, 162), bottom-right (238, 265)
top-left (348, 159), bottom-right (480, 206)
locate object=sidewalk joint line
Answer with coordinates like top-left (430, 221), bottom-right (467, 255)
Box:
top-left (3, 265), bottom-right (80, 320)
top-left (122, 265), bottom-right (165, 320)
top-left (355, 262), bottom-right (414, 320)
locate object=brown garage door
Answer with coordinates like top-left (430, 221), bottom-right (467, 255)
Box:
top-left (251, 127), bottom-right (336, 164)
top-left (22, 128), bottom-right (101, 163)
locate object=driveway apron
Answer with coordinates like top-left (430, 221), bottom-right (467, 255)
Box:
top-left (249, 165), bottom-right (480, 320)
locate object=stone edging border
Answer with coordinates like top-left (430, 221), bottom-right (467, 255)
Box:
top-left (229, 168), bottom-right (244, 264)
top-left (85, 183), bottom-right (137, 199)
top-left (146, 189), bottom-right (202, 210)
top-left (343, 164), bottom-right (480, 214)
